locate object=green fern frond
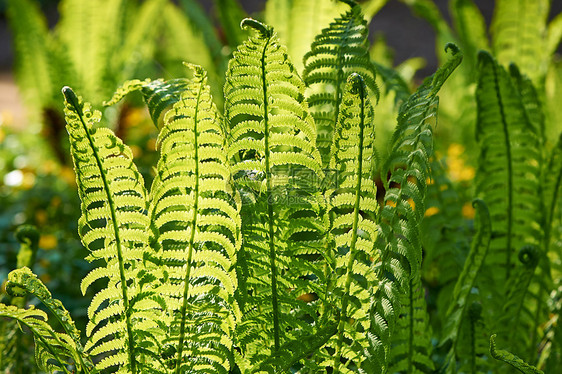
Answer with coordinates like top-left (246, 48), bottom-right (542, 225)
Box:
top-left (440, 199), bottom-right (491, 373)
top-left (63, 87), bottom-right (162, 373)
top-left (56, 0), bottom-right (130, 102)
top-left (490, 334), bottom-right (544, 374)
top-left (265, 0), bottom-right (348, 73)
top-left (302, 2), bottom-right (378, 167)
top-left (224, 18), bottom-right (326, 369)
top-left (148, 64), bottom-right (241, 374)
top-left (104, 77), bottom-right (190, 126)
top-left (0, 304), bottom-right (83, 374)
top-left (364, 44), bottom-right (462, 373)
top-left (491, 0), bottom-right (549, 83)
top-left (475, 51), bottom-right (544, 315)
top-left (388, 274), bottom-right (435, 374)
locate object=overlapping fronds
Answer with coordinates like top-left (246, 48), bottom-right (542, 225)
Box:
top-left (148, 65), bottom-right (241, 374)
top-left (224, 18), bottom-right (325, 370)
top-left (440, 199), bottom-right (491, 373)
top-left (491, 0), bottom-right (549, 83)
top-left (104, 78), bottom-right (190, 126)
top-left (63, 87), bottom-right (162, 373)
top-left (0, 304), bottom-right (81, 374)
top-left (302, 2), bottom-right (378, 167)
top-left (364, 44), bottom-right (462, 373)
top-left (307, 73), bottom-right (379, 372)
top-left (0, 267), bottom-right (94, 372)
top-left (475, 52), bottom-right (544, 285)
top-left (265, 0), bottom-right (348, 73)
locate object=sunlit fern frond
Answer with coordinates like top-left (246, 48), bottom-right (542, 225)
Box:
top-left (363, 44), bottom-right (462, 373)
top-left (0, 304), bottom-right (81, 374)
top-left (306, 73), bottom-right (379, 372)
top-left (148, 64), bottom-right (241, 374)
top-left (63, 87), bottom-right (163, 373)
top-left (2, 267), bottom-right (95, 373)
top-left (302, 2), bottom-right (378, 167)
top-left (224, 19), bottom-right (326, 370)
top-left (104, 78), bottom-right (190, 126)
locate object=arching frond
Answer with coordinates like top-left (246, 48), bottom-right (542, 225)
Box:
top-left (148, 64), bottom-right (241, 374)
top-left (364, 44), bottom-right (462, 373)
top-left (302, 2), bottom-right (378, 167)
top-left (63, 87), bottom-right (162, 373)
top-left (0, 304), bottom-right (82, 374)
top-left (490, 334), bottom-right (544, 374)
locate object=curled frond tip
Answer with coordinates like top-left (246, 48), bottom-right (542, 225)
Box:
top-left (240, 18), bottom-right (273, 38)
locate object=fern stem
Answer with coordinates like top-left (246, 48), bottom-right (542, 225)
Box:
top-left (174, 85), bottom-right (203, 374)
top-left (491, 62), bottom-right (514, 282)
top-left (64, 88), bottom-right (137, 374)
top-left (334, 74), bottom-right (366, 373)
top-left (260, 34), bottom-right (281, 352)
top-left (407, 278), bottom-right (414, 374)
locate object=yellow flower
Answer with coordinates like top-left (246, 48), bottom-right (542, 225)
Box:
top-left (39, 234), bottom-right (58, 250)
top-left (462, 202), bottom-right (475, 219)
top-left (424, 206), bottom-right (440, 217)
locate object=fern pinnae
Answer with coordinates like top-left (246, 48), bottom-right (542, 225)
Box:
top-left (148, 64), bottom-right (240, 373)
top-left (63, 87), bottom-right (159, 373)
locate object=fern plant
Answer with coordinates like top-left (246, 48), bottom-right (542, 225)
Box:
top-left (3, 1), bottom-right (562, 373)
